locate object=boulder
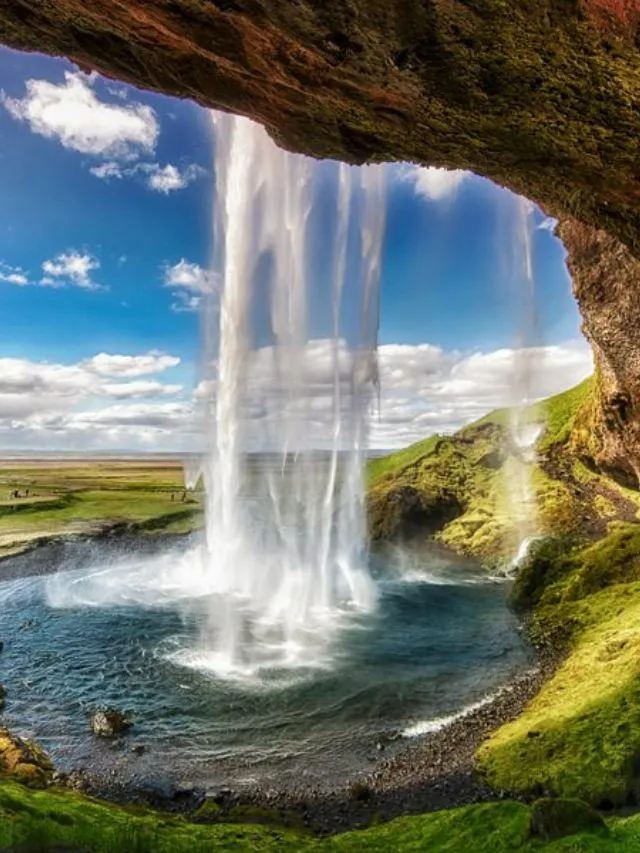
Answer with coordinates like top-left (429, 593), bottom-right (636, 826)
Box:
top-left (529, 797), bottom-right (608, 842)
top-left (90, 708), bottom-right (133, 738)
top-left (0, 727), bottom-right (54, 786)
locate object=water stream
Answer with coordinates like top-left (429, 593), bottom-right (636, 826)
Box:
top-left (193, 114), bottom-right (385, 676)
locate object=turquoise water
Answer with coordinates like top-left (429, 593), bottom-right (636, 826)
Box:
top-left (0, 537), bottom-right (531, 791)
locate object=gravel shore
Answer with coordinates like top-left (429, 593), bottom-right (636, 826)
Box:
top-left (75, 644), bottom-right (560, 835)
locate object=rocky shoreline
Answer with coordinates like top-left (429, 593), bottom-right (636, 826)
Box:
top-left (63, 641), bottom-right (560, 836)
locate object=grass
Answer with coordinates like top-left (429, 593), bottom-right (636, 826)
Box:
top-left (366, 422), bottom-right (517, 555)
top-left (366, 379), bottom-right (595, 559)
top-left (0, 460), bottom-right (204, 558)
top-left (534, 378), bottom-right (594, 453)
top-left (7, 779), bottom-right (640, 852)
top-left (478, 524), bottom-right (640, 806)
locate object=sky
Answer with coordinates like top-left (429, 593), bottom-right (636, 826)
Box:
top-left (0, 45), bottom-right (592, 452)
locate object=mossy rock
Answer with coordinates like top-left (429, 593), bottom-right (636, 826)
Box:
top-left (367, 484), bottom-right (462, 541)
top-left (529, 797), bottom-right (607, 841)
top-left (0, 728), bottom-right (54, 787)
top-left (511, 536), bottom-right (574, 612)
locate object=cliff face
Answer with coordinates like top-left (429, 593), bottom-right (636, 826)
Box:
top-left (1, 0), bottom-right (639, 472)
top-left (561, 219), bottom-right (640, 484)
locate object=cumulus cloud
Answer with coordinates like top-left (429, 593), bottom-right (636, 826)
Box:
top-left (1, 72), bottom-right (158, 160)
top-left (370, 340), bottom-right (593, 448)
top-left (0, 264), bottom-right (29, 286)
top-left (195, 338), bottom-right (592, 452)
top-left (41, 251), bottom-right (103, 291)
top-left (2, 72), bottom-right (202, 195)
top-left (164, 260), bottom-right (214, 294)
top-left (171, 292), bottom-right (202, 314)
top-left (0, 351), bottom-right (187, 451)
top-left (143, 163), bottom-right (202, 194)
top-left (537, 215), bottom-right (559, 233)
top-left (163, 260), bottom-right (215, 313)
top-left (99, 381), bottom-right (184, 399)
top-left (0, 253), bottom-right (105, 292)
top-left (408, 166), bottom-right (470, 202)
top-left (89, 161), bottom-right (124, 180)
top-left (82, 351), bottom-right (180, 378)
top-left (0, 341), bottom-right (592, 453)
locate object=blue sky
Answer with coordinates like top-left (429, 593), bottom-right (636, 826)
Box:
top-left (0, 45), bottom-right (591, 451)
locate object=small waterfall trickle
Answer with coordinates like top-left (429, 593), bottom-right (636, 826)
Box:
top-left (505, 197), bottom-right (543, 570)
top-left (190, 113), bottom-right (385, 677)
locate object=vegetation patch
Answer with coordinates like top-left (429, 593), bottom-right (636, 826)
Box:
top-left (7, 779), bottom-right (640, 852)
top-left (479, 526), bottom-right (640, 807)
top-left (366, 380), bottom-right (597, 559)
top-left (528, 798), bottom-right (608, 842)
top-left (0, 460), bottom-right (204, 559)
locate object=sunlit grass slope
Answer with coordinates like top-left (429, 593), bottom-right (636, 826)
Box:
top-left (366, 379), bottom-right (595, 558)
top-left (6, 780), bottom-right (640, 852)
top-left (478, 525), bottom-right (640, 806)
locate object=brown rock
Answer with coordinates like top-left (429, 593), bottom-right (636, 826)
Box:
top-left (0, 1), bottom-right (639, 481)
top-left (90, 708), bottom-right (133, 738)
top-left (0, 727), bottom-right (54, 786)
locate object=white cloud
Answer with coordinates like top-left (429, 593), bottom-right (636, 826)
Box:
top-left (0, 264), bottom-right (29, 286)
top-left (90, 160), bottom-right (202, 194)
top-left (171, 292), bottom-right (202, 314)
top-left (537, 215), bottom-right (559, 233)
top-left (0, 351), bottom-right (186, 451)
top-left (408, 166), bottom-right (469, 202)
top-left (99, 380), bottom-right (183, 399)
top-left (143, 163), bottom-right (201, 194)
top-left (41, 251), bottom-right (103, 291)
top-left (89, 161), bottom-right (124, 180)
top-left (1, 72), bottom-right (158, 160)
top-left (0, 341), bottom-right (592, 453)
top-left (83, 351), bottom-right (180, 378)
top-left (370, 340), bottom-right (592, 448)
top-left (164, 260), bottom-right (214, 294)
top-left (164, 260), bottom-right (214, 313)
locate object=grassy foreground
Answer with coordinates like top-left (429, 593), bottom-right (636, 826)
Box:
top-left (0, 459), bottom-right (203, 559)
top-left (5, 779), bottom-right (640, 852)
top-left (478, 527), bottom-right (640, 806)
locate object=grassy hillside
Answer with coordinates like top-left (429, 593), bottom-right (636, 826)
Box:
top-left (477, 524), bottom-right (640, 807)
top-left (366, 377), bottom-right (640, 560)
top-left (367, 378), bottom-right (640, 810)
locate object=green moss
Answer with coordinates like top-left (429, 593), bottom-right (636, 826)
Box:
top-left (529, 798), bottom-right (608, 842)
top-left (8, 777), bottom-right (640, 851)
top-left (479, 525), bottom-right (640, 806)
top-left (366, 379), bottom-right (594, 559)
top-left (535, 378), bottom-right (594, 453)
top-left (0, 780), bottom-right (313, 853)
top-left (367, 423), bottom-right (516, 556)
top-left (511, 536), bottom-right (576, 612)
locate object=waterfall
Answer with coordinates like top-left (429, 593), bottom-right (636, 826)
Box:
top-left (506, 197), bottom-right (542, 569)
top-left (193, 113), bottom-right (385, 677)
